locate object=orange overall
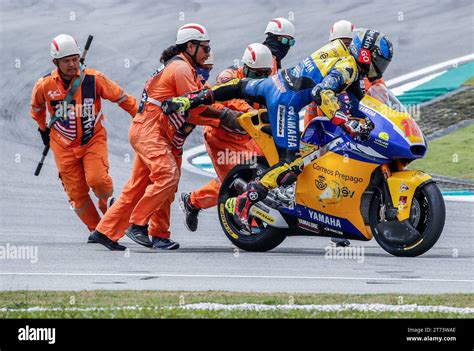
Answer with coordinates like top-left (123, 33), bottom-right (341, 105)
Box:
top-left (31, 68), bottom-right (137, 231)
top-left (96, 53), bottom-right (221, 241)
top-left (189, 66), bottom-right (264, 209)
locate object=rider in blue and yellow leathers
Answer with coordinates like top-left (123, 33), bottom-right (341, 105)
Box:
top-left (162, 28), bottom-right (393, 229)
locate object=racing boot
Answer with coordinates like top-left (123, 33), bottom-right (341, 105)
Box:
top-left (225, 181), bottom-right (268, 230)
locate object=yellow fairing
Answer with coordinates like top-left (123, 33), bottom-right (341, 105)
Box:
top-left (387, 170), bottom-right (432, 221)
top-left (360, 95), bottom-right (425, 145)
top-left (295, 152), bottom-right (378, 239)
top-left (237, 108), bottom-right (378, 239)
top-left (237, 109), bottom-right (280, 166)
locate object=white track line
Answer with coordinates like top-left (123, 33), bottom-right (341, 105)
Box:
top-left (0, 272), bottom-right (472, 283)
top-left (443, 195), bottom-right (474, 202)
top-left (385, 53), bottom-right (474, 87)
top-left (182, 144), bottom-right (213, 177)
top-left (1, 303), bottom-right (472, 314)
top-left (390, 71), bottom-right (447, 96)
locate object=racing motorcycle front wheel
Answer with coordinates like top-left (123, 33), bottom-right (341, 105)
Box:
top-left (369, 182), bottom-right (446, 257)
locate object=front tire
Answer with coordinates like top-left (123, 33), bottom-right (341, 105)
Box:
top-left (217, 159), bottom-right (287, 252)
top-left (369, 182), bottom-right (446, 257)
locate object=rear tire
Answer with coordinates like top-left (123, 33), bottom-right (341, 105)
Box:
top-left (217, 159), bottom-right (287, 252)
top-left (369, 182), bottom-right (445, 257)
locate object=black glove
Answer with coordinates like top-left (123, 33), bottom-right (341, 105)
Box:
top-left (358, 122), bottom-right (373, 141)
top-left (220, 108), bottom-right (244, 132)
top-left (38, 127), bottom-right (51, 146)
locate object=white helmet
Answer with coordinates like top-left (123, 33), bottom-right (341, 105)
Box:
top-left (329, 20), bottom-right (355, 41)
top-left (203, 49), bottom-right (214, 65)
top-left (242, 43), bottom-right (273, 69)
top-left (264, 18), bottom-right (295, 37)
top-left (50, 34), bottom-right (81, 59)
top-left (176, 23), bottom-right (209, 45)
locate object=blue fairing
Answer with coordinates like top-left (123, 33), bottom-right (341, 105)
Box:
top-left (279, 204), bottom-right (367, 239)
top-left (301, 120), bottom-right (388, 164)
top-left (301, 94), bottom-right (427, 162)
top-left (364, 112), bottom-right (426, 159)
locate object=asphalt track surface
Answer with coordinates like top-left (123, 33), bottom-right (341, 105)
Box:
top-left (0, 0), bottom-right (473, 293)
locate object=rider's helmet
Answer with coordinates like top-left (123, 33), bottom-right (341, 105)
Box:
top-left (349, 28), bottom-right (393, 81)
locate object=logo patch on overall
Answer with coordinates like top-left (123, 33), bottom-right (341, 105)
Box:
top-left (47, 90), bottom-right (61, 99)
top-left (277, 104), bottom-right (286, 137)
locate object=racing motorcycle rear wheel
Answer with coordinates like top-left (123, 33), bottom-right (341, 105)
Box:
top-left (217, 159), bottom-right (287, 252)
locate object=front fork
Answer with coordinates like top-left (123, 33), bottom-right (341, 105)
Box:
top-left (378, 162), bottom-right (405, 221)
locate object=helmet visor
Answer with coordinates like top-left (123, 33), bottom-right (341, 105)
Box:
top-left (368, 54), bottom-right (390, 81)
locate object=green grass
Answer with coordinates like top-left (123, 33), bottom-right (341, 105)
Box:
top-left (0, 291), bottom-right (472, 318)
top-left (410, 124), bottom-right (474, 181)
top-left (463, 76), bottom-right (474, 86)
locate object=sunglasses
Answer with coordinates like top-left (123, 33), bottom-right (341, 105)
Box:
top-left (200, 45), bottom-right (211, 54)
top-left (192, 41), bottom-right (212, 53)
top-left (245, 66), bottom-right (272, 79)
top-left (278, 37), bottom-right (295, 46)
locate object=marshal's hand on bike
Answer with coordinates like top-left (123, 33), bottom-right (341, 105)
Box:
top-left (220, 108), bottom-right (244, 132)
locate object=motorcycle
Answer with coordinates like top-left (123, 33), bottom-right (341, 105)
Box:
top-left (217, 83), bottom-right (445, 257)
